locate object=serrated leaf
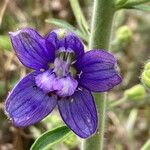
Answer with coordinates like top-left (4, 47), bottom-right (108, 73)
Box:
top-left (45, 18), bottom-right (88, 42)
top-left (30, 126), bottom-right (71, 150)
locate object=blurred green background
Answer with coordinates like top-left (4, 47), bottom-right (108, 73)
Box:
top-left (0, 0), bottom-right (150, 150)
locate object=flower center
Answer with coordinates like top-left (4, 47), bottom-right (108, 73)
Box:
top-left (54, 51), bottom-right (76, 78)
top-left (35, 51), bottom-right (78, 97)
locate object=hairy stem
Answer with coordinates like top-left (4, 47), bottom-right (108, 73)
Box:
top-left (82, 0), bottom-right (115, 150)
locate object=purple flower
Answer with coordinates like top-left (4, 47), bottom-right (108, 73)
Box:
top-left (5, 28), bottom-right (121, 138)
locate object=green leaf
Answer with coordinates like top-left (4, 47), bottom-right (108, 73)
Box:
top-left (45, 18), bottom-right (88, 42)
top-left (130, 4), bottom-right (150, 11)
top-left (116, 0), bottom-right (128, 8)
top-left (116, 0), bottom-right (150, 10)
top-left (141, 138), bottom-right (150, 150)
top-left (30, 126), bottom-right (71, 150)
top-left (45, 18), bottom-right (76, 31)
top-left (69, 0), bottom-right (89, 36)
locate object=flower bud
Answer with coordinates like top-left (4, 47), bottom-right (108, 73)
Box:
top-left (0, 35), bottom-right (11, 50)
top-left (116, 25), bottom-right (133, 43)
top-left (141, 62), bottom-right (150, 89)
top-left (124, 84), bottom-right (146, 101)
top-left (111, 25), bottom-right (133, 52)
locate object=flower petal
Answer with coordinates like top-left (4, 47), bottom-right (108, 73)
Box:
top-left (9, 28), bottom-right (55, 70)
top-left (58, 89), bottom-right (97, 138)
top-left (76, 50), bottom-right (122, 92)
top-left (45, 29), bottom-right (84, 59)
top-left (35, 70), bottom-right (56, 93)
top-left (5, 72), bottom-right (57, 127)
top-left (35, 70), bottom-right (78, 97)
top-left (55, 75), bottom-right (78, 97)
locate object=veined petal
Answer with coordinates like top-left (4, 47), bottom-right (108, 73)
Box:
top-left (9, 28), bottom-right (55, 70)
top-left (45, 29), bottom-right (84, 59)
top-left (76, 50), bottom-right (122, 92)
top-left (58, 89), bottom-right (97, 138)
top-left (5, 72), bottom-right (57, 127)
top-left (76, 49), bottom-right (116, 71)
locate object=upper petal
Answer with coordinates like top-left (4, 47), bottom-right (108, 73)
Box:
top-left (45, 29), bottom-right (84, 60)
top-left (9, 28), bottom-right (55, 70)
top-left (5, 72), bottom-right (57, 127)
top-left (58, 89), bottom-right (97, 138)
top-left (76, 50), bottom-right (122, 92)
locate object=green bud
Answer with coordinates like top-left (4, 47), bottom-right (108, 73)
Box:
top-left (0, 35), bottom-right (11, 50)
top-left (124, 84), bottom-right (146, 101)
top-left (116, 25), bottom-right (133, 43)
top-left (144, 62), bottom-right (150, 70)
top-left (141, 62), bottom-right (150, 89)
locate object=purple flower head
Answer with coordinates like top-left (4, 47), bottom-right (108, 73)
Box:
top-left (5, 28), bottom-right (121, 138)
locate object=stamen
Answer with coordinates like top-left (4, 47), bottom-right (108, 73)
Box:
top-left (66, 53), bottom-right (71, 64)
top-left (59, 52), bottom-right (65, 60)
top-left (54, 51), bottom-right (76, 78)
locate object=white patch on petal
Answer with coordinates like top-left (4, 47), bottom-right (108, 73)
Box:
top-left (56, 76), bottom-right (78, 97)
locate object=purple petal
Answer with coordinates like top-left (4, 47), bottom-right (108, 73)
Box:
top-left (53, 58), bottom-right (69, 77)
top-left (58, 89), bottom-right (97, 138)
top-left (76, 50), bottom-right (122, 92)
top-left (5, 72), bottom-right (57, 127)
top-left (9, 28), bottom-right (55, 70)
top-left (35, 70), bottom-right (56, 93)
top-left (55, 75), bottom-right (78, 97)
top-left (45, 29), bottom-right (84, 59)
top-left (35, 70), bottom-right (78, 97)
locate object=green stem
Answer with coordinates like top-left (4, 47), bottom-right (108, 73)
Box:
top-left (82, 0), bottom-right (115, 150)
